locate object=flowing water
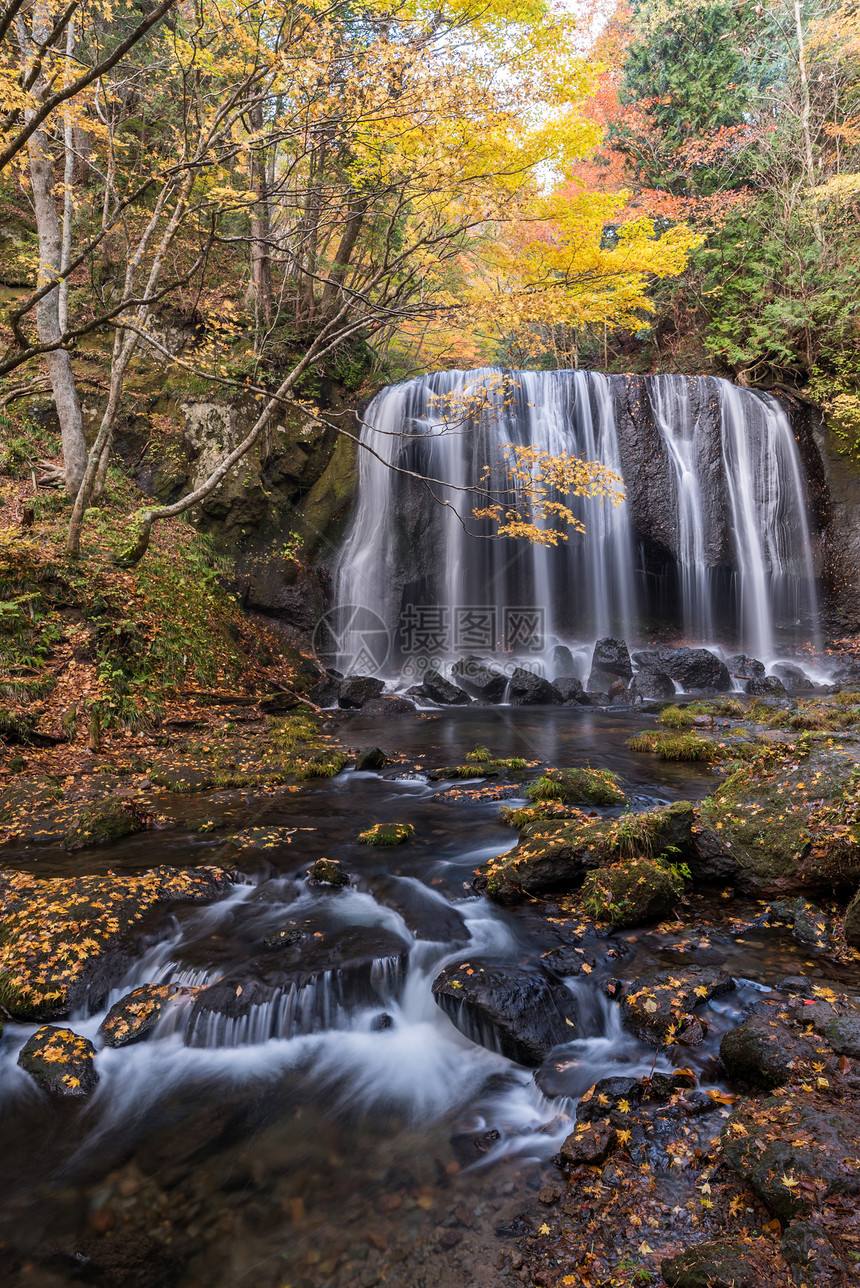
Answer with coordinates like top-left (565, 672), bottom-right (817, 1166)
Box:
top-left (333, 369), bottom-right (822, 674)
top-left (0, 708), bottom-right (847, 1288)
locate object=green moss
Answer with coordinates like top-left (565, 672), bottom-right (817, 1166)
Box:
top-left (500, 801), bottom-right (586, 830)
top-left (358, 822), bottom-right (414, 846)
top-left (581, 858), bottom-right (680, 927)
top-left (525, 766), bottom-right (625, 807)
top-left (63, 799), bottom-right (143, 851)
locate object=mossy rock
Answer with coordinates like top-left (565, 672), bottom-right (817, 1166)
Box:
top-left (720, 1016), bottom-right (814, 1089)
top-left (308, 858), bottom-right (350, 886)
top-left (298, 748), bottom-right (348, 778)
top-left (17, 1025), bottom-right (99, 1096)
top-left (475, 801), bottom-right (696, 905)
top-left (662, 1240), bottom-right (771, 1288)
top-left (525, 766), bottom-right (624, 806)
top-left (357, 823), bottom-right (414, 846)
top-left (500, 801), bottom-right (587, 830)
top-left (63, 799), bottom-right (144, 851)
top-left (228, 826), bottom-right (297, 852)
top-left (149, 765), bottom-right (217, 793)
top-left (581, 858), bottom-right (680, 927)
top-left (354, 746), bottom-right (392, 772)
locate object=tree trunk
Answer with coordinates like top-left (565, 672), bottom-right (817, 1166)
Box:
top-left (320, 196), bottom-right (368, 317)
top-left (248, 101), bottom-right (273, 327)
top-left (28, 129), bottom-right (87, 497)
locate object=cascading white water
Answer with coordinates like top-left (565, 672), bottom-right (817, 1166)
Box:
top-left (334, 368), bottom-right (822, 669)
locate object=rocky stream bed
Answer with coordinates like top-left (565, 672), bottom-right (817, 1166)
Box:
top-left (2, 695), bottom-right (860, 1288)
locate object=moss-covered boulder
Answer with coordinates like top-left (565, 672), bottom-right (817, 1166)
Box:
top-left (721, 1093), bottom-right (860, 1221)
top-left (99, 984), bottom-right (182, 1048)
top-left (0, 865), bottom-right (231, 1020)
top-left (308, 857), bottom-right (350, 885)
top-left (661, 1240), bottom-right (770, 1288)
top-left (720, 1016), bottom-right (814, 1089)
top-left (357, 822), bottom-right (414, 846)
top-left (18, 1025), bottom-right (99, 1096)
top-left (63, 798), bottom-right (146, 851)
top-left (844, 888), bottom-right (860, 946)
top-left (354, 746), bottom-right (392, 772)
top-left (474, 800), bottom-right (696, 905)
top-left (623, 968), bottom-right (734, 1046)
top-left (525, 766), bottom-right (625, 807)
top-left (581, 858), bottom-right (680, 927)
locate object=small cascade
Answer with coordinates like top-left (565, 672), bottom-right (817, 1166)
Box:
top-left (333, 367), bottom-right (823, 669)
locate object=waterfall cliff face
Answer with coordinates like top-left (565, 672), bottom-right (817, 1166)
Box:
top-left (333, 368), bottom-right (822, 674)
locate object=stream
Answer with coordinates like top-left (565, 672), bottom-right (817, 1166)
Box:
top-left (0, 707), bottom-right (844, 1288)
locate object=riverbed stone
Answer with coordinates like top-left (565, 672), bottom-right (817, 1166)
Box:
top-left (591, 637), bottom-right (633, 679)
top-left (508, 667), bottom-right (560, 705)
top-left (553, 676), bottom-right (584, 703)
top-left (772, 663), bottom-right (814, 692)
top-left (308, 857), bottom-right (351, 885)
top-left (99, 983), bottom-right (182, 1047)
top-left (720, 1015), bottom-right (814, 1088)
top-left (63, 798), bottom-right (145, 851)
top-left (18, 1025), bottom-right (99, 1096)
top-left (338, 675), bottom-right (385, 708)
top-left (844, 888), bottom-right (860, 945)
top-left (746, 674), bottom-right (787, 696)
top-left (451, 656), bottom-right (508, 702)
top-left (358, 695), bottom-right (415, 716)
top-left (354, 746), bottom-right (392, 771)
top-left (780, 1219), bottom-right (850, 1285)
top-left (575, 1075), bottom-right (643, 1124)
top-left (791, 897), bottom-right (831, 949)
top-left (432, 959), bottom-right (579, 1065)
top-left (622, 967), bottom-right (734, 1045)
top-left (721, 1093), bottom-right (860, 1220)
top-left (725, 654), bottom-right (765, 679)
top-left (632, 647), bottom-right (731, 691)
top-left (823, 1012), bottom-right (860, 1057)
top-left (661, 1240), bottom-right (768, 1288)
top-left (629, 666), bottom-right (675, 700)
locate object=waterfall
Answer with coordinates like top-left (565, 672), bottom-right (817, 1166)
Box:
top-left (333, 368), bottom-right (822, 674)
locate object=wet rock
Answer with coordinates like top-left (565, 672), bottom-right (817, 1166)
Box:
top-left (74, 1231), bottom-right (183, 1288)
top-left (576, 1075), bottom-right (642, 1124)
top-left (338, 675), bottom-right (385, 708)
top-left (633, 647), bottom-right (731, 691)
top-left (368, 875), bottom-right (470, 943)
top-left (64, 798), bottom-right (145, 851)
top-left (508, 667), bottom-right (561, 705)
top-left (791, 897), bottom-right (831, 949)
top-left (359, 696), bottom-right (415, 716)
top-left (418, 668), bottom-right (471, 705)
top-left (844, 888), bottom-right (860, 946)
top-left (725, 654), bottom-right (765, 679)
top-left (629, 667), bottom-right (675, 700)
top-left (308, 678), bottom-right (341, 708)
top-left (99, 984), bottom-right (182, 1047)
top-left (354, 746), bottom-right (392, 771)
top-left (371, 1012), bottom-right (393, 1031)
top-left (591, 637), bottom-right (633, 680)
top-left (745, 673), bottom-right (787, 696)
top-left (308, 857), bottom-right (350, 886)
top-left (580, 858), bottom-right (680, 928)
top-left (432, 959), bottom-right (578, 1066)
top-left (551, 645), bottom-right (576, 676)
top-left (148, 765), bottom-right (217, 792)
top-left (823, 1012), bottom-right (860, 1057)
top-left (780, 1219), bottom-right (853, 1284)
top-left (18, 1025), bottom-right (99, 1096)
top-left (622, 968), bottom-right (734, 1045)
top-left (559, 1121), bottom-right (617, 1166)
top-left (662, 1240), bottom-right (767, 1288)
top-left (608, 679), bottom-right (628, 700)
top-left (357, 822), bottom-right (414, 846)
top-left (451, 656), bottom-right (508, 703)
top-left (772, 663), bottom-right (814, 693)
top-left (553, 676), bottom-right (584, 703)
top-left (587, 667), bottom-right (620, 693)
top-left (720, 1016), bottom-right (814, 1089)
top-left (722, 1093), bottom-right (860, 1220)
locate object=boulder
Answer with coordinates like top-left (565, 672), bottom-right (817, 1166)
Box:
top-left (338, 675), bottom-right (385, 708)
top-left (308, 857), bottom-right (350, 886)
top-left (358, 696), bottom-right (415, 715)
top-left (581, 858), bottom-right (679, 928)
top-left (508, 667), bottom-right (561, 706)
top-left (791, 897), bottom-right (831, 949)
top-left (553, 676), bottom-right (584, 703)
top-left (608, 679), bottom-right (628, 701)
top-left (587, 666), bottom-right (621, 693)
top-left (633, 647), bottom-right (731, 692)
top-left (591, 637), bottom-right (633, 680)
top-left (823, 1013), bottom-right (860, 1058)
top-left (419, 668), bottom-right (471, 705)
top-left (432, 959), bottom-right (578, 1065)
top-left (772, 663), bottom-right (814, 692)
top-left (451, 656), bottom-right (508, 703)
top-left (99, 983), bottom-right (181, 1048)
top-left (844, 888), bottom-right (860, 946)
top-left (745, 674), bottom-right (787, 696)
top-left (662, 1240), bottom-right (769, 1288)
top-left (725, 654), bottom-right (765, 679)
top-left (629, 667), bottom-right (675, 700)
top-left (64, 799), bottom-right (145, 851)
top-left (307, 678), bottom-right (341, 708)
top-left (559, 1121), bottom-right (617, 1166)
top-left (18, 1025), bottom-right (99, 1096)
top-left (722, 1093), bottom-right (860, 1221)
top-left (550, 644), bottom-right (576, 677)
top-left (354, 746), bottom-right (392, 772)
top-left (575, 1075), bottom-right (643, 1124)
top-left (780, 1219), bottom-right (851, 1286)
top-left (622, 968), bottom-right (734, 1045)
top-left (719, 1016), bottom-right (813, 1089)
